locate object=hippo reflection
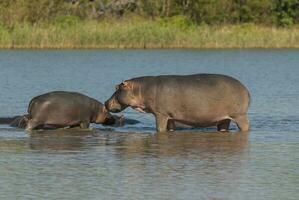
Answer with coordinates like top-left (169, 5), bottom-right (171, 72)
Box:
top-left (25, 130), bottom-right (248, 156)
top-left (113, 131), bottom-right (249, 158)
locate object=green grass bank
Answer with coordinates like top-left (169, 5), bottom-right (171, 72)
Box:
top-left (1, 19), bottom-right (299, 49)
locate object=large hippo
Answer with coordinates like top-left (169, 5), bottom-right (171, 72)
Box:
top-left (25, 91), bottom-right (115, 131)
top-left (105, 74), bottom-right (250, 132)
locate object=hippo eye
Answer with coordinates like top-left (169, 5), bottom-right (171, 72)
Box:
top-left (115, 85), bottom-right (119, 90)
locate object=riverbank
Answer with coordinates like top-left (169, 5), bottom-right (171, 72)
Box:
top-left (1, 19), bottom-right (299, 49)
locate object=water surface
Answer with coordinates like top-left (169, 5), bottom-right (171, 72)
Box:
top-left (0, 49), bottom-right (298, 199)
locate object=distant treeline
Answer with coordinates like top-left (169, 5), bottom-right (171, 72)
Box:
top-left (1, 0), bottom-right (299, 49)
top-left (1, 0), bottom-right (299, 28)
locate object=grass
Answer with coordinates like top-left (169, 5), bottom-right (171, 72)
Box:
top-left (1, 18), bottom-right (299, 49)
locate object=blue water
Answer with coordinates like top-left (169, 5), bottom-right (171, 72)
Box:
top-left (0, 49), bottom-right (298, 200)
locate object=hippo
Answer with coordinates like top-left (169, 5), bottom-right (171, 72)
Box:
top-left (25, 91), bottom-right (116, 131)
top-left (105, 74), bottom-right (250, 132)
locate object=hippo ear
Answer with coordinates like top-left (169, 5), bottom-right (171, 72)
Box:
top-left (122, 81), bottom-right (133, 90)
top-left (122, 81), bottom-right (128, 86)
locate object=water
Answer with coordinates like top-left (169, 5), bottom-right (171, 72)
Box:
top-left (0, 49), bottom-right (298, 200)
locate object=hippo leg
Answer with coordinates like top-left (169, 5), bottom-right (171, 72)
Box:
top-left (233, 115), bottom-right (249, 131)
top-left (80, 121), bottom-right (90, 129)
top-left (155, 114), bottom-right (169, 132)
top-left (167, 119), bottom-right (175, 132)
top-left (217, 119), bottom-right (231, 132)
top-left (25, 119), bottom-right (41, 131)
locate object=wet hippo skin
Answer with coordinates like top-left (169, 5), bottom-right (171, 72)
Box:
top-left (24, 91), bottom-right (114, 131)
top-left (105, 74), bottom-right (250, 132)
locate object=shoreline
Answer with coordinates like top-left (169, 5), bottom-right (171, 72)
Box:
top-left (1, 47), bottom-right (299, 49)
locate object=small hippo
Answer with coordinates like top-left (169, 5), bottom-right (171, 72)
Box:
top-left (25, 91), bottom-right (115, 131)
top-left (105, 74), bottom-right (250, 132)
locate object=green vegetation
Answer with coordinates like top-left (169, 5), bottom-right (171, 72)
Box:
top-left (1, 19), bottom-right (299, 49)
top-left (1, 0), bottom-right (299, 48)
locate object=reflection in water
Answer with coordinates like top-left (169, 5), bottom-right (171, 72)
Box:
top-left (26, 129), bottom-right (249, 157)
top-left (26, 130), bottom-right (249, 199)
top-left (112, 131), bottom-right (249, 200)
top-left (0, 128), bottom-right (250, 199)
top-left (115, 131), bottom-right (249, 158)
top-left (2, 128), bottom-right (249, 160)
top-left (28, 128), bottom-right (97, 151)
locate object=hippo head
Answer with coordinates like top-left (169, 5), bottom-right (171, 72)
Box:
top-left (95, 105), bottom-right (114, 124)
top-left (105, 80), bottom-right (141, 113)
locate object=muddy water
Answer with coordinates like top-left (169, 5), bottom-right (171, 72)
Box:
top-left (0, 49), bottom-right (298, 199)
